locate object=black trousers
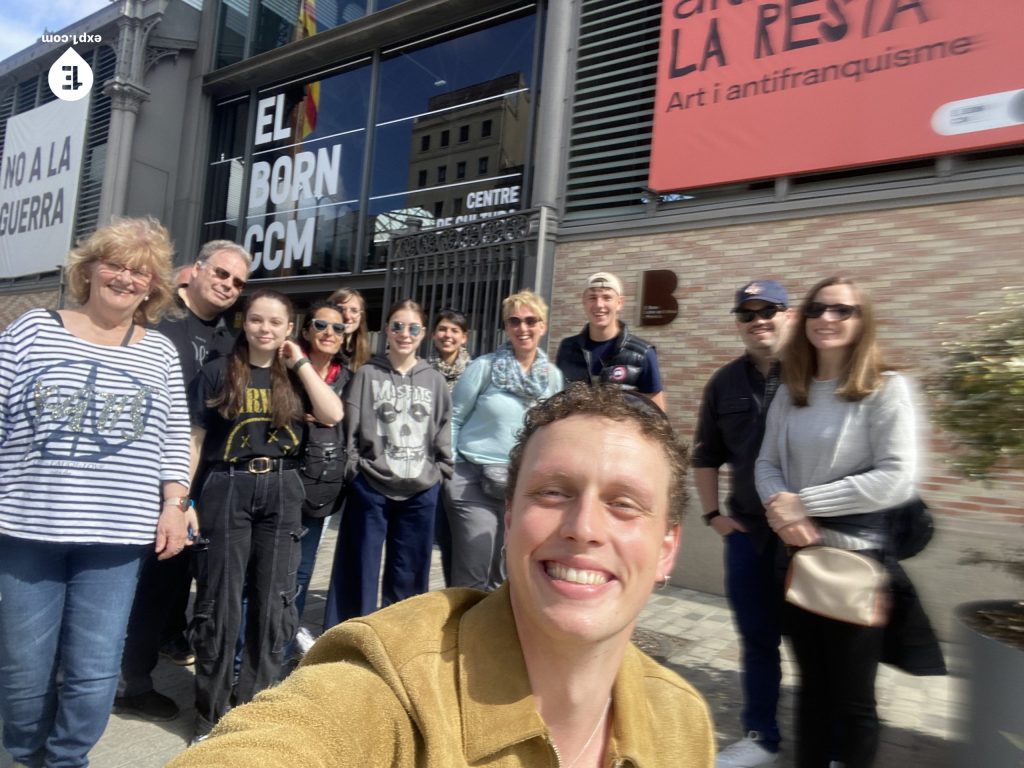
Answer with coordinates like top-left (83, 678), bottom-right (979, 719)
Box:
top-left (191, 466), bottom-right (304, 731)
top-left (119, 548), bottom-right (193, 695)
top-left (787, 604), bottom-right (885, 768)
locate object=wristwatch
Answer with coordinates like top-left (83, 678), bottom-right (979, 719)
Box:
top-left (702, 509), bottom-right (721, 526)
top-left (163, 496), bottom-right (190, 512)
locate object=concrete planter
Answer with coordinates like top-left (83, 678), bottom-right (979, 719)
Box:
top-left (955, 600), bottom-right (1024, 768)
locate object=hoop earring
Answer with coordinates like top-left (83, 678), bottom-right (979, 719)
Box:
top-left (658, 574), bottom-right (670, 591)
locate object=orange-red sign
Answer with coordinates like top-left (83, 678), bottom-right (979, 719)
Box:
top-left (650, 1), bottom-right (1024, 191)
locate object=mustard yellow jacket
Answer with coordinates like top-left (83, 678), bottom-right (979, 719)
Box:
top-left (167, 585), bottom-right (715, 767)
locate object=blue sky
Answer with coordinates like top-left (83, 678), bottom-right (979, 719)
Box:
top-left (0, 0), bottom-right (113, 63)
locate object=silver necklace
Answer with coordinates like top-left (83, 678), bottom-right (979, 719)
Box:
top-left (560, 697), bottom-right (612, 768)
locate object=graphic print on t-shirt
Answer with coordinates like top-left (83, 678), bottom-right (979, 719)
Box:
top-left (29, 360), bottom-right (155, 464)
top-left (221, 382), bottom-right (300, 462)
top-left (371, 378), bottom-right (433, 479)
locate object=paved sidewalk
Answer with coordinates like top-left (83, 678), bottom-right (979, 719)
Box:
top-left (2, 521), bottom-right (963, 767)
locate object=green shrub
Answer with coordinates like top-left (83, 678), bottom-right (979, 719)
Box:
top-left (930, 288), bottom-right (1024, 481)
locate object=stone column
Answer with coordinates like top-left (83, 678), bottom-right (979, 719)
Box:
top-left (96, 1), bottom-right (167, 222)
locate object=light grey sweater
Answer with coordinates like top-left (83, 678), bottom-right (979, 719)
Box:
top-left (754, 372), bottom-right (918, 549)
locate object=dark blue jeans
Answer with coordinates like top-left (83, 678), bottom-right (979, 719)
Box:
top-left (324, 474), bottom-right (439, 629)
top-left (0, 535), bottom-right (145, 768)
top-left (724, 531), bottom-right (783, 750)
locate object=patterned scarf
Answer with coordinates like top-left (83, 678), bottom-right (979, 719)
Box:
top-left (429, 347), bottom-right (471, 392)
top-left (490, 342), bottom-right (551, 401)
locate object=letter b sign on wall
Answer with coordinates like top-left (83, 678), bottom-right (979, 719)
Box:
top-left (640, 270), bottom-right (678, 326)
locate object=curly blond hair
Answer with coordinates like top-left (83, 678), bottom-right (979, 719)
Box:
top-left (64, 217), bottom-right (177, 326)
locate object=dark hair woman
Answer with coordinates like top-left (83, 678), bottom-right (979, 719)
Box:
top-left (188, 289), bottom-right (342, 743)
top-left (323, 299), bottom-right (452, 629)
top-left (290, 301), bottom-right (350, 654)
top-left (755, 276), bottom-right (919, 768)
top-left (327, 287), bottom-right (370, 370)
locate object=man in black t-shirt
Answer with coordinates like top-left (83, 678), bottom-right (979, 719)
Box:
top-left (115, 241), bottom-right (252, 722)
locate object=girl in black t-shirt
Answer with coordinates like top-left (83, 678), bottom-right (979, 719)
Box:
top-left (187, 289), bottom-right (342, 743)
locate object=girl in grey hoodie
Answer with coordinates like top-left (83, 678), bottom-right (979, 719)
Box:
top-left (324, 299), bottom-right (452, 628)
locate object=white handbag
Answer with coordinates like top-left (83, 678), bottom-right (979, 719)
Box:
top-left (785, 546), bottom-right (890, 626)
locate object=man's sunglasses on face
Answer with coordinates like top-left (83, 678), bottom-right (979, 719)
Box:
top-left (204, 262), bottom-right (246, 291)
top-left (734, 305), bottom-right (785, 323)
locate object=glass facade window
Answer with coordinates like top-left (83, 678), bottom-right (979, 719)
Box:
top-left (204, 8), bottom-right (537, 278)
top-left (368, 12), bottom-right (536, 266)
top-left (202, 98), bottom-right (250, 245)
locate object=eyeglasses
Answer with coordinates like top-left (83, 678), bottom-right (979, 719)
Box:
top-left (204, 262), bottom-right (246, 291)
top-left (98, 260), bottom-right (152, 284)
top-left (507, 316), bottom-right (541, 328)
top-left (804, 302), bottom-right (860, 320)
top-left (734, 305), bottom-right (785, 323)
top-left (389, 321), bottom-right (423, 337)
top-left (311, 318), bottom-right (346, 335)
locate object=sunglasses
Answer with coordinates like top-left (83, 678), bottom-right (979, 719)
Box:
top-left (734, 305), bottom-right (785, 323)
top-left (389, 321), bottom-right (423, 337)
top-left (98, 260), bottom-right (151, 283)
top-left (804, 302), bottom-right (860, 320)
top-left (507, 316), bottom-right (541, 328)
top-left (311, 318), bottom-right (345, 335)
top-left (205, 263), bottom-right (246, 290)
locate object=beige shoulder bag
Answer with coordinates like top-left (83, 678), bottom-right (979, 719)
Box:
top-left (785, 546), bottom-right (890, 626)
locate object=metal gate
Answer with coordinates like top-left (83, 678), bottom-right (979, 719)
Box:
top-left (383, 210), bottom-right (536, 356)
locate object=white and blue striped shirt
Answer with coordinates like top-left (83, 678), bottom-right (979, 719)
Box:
top-left (0, 309), bottom-right (191, 545)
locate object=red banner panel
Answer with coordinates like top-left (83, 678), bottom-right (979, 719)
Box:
top-left (649, 1), bottom-right (1024, 191)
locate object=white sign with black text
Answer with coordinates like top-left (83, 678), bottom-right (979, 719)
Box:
top-left (0, 97), bottom-right (91, 278)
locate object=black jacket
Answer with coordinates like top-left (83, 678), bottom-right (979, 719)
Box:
top-left (555, 323), bottom-right (653, 390)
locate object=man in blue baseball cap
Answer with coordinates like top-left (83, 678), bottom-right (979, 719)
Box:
top-left (692, 279), bottom-right (793, 767)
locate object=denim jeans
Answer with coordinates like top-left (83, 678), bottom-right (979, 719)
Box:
top-left (0, 534), bottom-right (145, 768)
top-left (324, 474), bottom-right (439, 629)
top-left (724, 531), bottom-right (783, 750)
top-left (294, 514), bottom-right (327, 623)
top-left (191, 466), bottom-right (304, 734)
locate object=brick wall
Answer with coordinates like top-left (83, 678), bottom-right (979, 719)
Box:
top-left (548, 196), bottom-right (1024, 524)
top-left (0, 289), bottom-right (61, 330)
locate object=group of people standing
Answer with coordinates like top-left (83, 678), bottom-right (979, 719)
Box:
top-left (0, 213), bottom-right (930, 768)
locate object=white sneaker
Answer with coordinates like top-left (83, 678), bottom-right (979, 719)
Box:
top-left (295, 626), bottom-right (317, 655)
top-left (716, 732), bottom-right (779, 767)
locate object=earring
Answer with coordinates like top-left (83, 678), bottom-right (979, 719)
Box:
top-left (144, 295), bottom-right (150, 301)
top-left (657, 574), bottom-right (670, 591)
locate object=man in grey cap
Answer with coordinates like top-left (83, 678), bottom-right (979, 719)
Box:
top-left (692, 279), bottom-right (793, 767)
top-left (555, 271), bottom-right (666, 410)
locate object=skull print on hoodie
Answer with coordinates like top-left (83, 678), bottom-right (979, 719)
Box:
top-left (343, 354), bottom-right (453, 500)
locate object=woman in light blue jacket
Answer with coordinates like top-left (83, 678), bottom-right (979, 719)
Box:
top-left (446, 290), bottom-right (564, 590)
